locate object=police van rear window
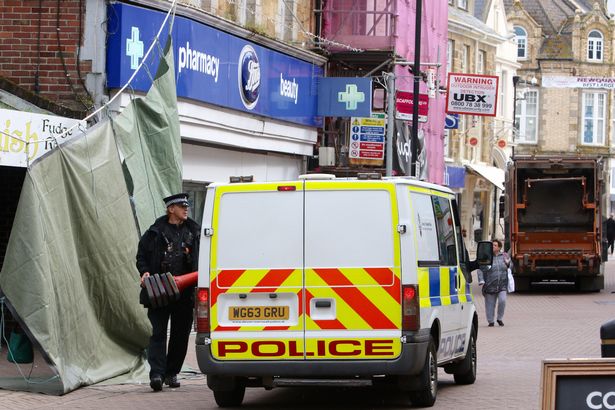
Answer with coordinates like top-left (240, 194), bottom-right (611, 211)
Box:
top-left (216, 191), bottom-right (303, 269)
top-left (305, 190), bottom-right (394, 268)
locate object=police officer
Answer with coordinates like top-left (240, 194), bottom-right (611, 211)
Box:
top-left (137, 193), bottom-right (200, 392)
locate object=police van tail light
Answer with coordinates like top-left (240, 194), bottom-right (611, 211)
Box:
top-left (402, 285), bottom-right (420, 331)
top-left (195, 287), bottom-right (210, 332)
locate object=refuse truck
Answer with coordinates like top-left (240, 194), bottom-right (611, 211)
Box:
top-left (503, 156), bottom-right (606, 291)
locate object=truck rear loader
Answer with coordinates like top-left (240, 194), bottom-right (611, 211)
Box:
top-left (504, 156), bottom-right (606, 291)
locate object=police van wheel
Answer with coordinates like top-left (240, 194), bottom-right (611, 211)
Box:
top-left (453, 328), bottom-right (477, 385)
top-left (409, 336), bottom-right (437, 407)
top-left (213, 385), bottom-right (246, 407)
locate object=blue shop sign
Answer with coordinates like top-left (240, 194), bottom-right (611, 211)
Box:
top-left (445, 165), bottom-right (465, 188)
top-left (445, 114), bottom-right (459, 129)
top-left (317, 78), bottom-right (372, 118)
top-left (107, 3), bottom-right (323, 127)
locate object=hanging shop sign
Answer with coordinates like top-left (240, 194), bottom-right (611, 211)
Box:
top-left (395, 91), bottom-right (428, 122)
top-left (444, 165), bottom-right (465, 188)
top-left (106, 2), bottom-right (323, 127)
top-left (446, 73), bottom-right (498, 117)
top-left (0, 109), bottom-right (85, 167)
top-left (317, 78), bottom-right (372, 118)
top-left (445, 113), bottom-right (459, 129)
top-left (348, 114), bottom-right (385, 160)
top-left (542, 76), bottom-right (615, 89)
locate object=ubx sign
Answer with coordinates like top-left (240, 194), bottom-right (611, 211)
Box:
top-left (317, 78), bottom-right (372, 117)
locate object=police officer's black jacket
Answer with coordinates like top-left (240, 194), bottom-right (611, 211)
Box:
top-left (136, 215), bottom-right (200, 306)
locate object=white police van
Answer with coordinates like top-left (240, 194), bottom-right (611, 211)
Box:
top-left (195, 174), bottom-right (492, 407)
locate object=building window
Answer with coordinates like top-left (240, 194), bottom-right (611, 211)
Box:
top-left (237, 0), bottom-right (259, 26)
top-left (457, 0), bottom-right (467, 10)
top-left (514, 26), bottom-right (527, 59)
top-left (499, 70), bottom-right (507, 117)
top-left (588, 30), bottom-right (603, 62)
top-left (461, 45), bottom-right (470, 73)
top-left (515, 89), bottom-right (538, 143)
top-left (582, 92), bottom-right (606, 145)
top-left (447, 40), bottom-right (454, 74)
top-left (477, 50), bottom-right (485, 74)
top-left (277, 0), bottom-right (296, 42)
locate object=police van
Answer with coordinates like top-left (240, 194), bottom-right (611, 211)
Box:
top-left (195, 174), bottom-right (492, 407)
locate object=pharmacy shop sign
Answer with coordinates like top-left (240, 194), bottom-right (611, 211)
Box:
top-left (446, 73), bottom-right (499, 117)
top-left (0, 109), bottom-right (85, 167)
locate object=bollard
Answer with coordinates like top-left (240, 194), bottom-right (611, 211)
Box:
top-left (600, 319), bottom-right (615, 357)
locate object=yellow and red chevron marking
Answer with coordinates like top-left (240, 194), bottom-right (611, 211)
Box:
top-left (305, 268), bottom-right (400, 331)
top-left (210, 268), bottom-right (303, 332)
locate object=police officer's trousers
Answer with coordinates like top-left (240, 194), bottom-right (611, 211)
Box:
top-left (147, 295), bottom-right (193, 379)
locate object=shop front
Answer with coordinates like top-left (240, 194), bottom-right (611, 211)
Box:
top-left (106, 2), bottom-right (326, 220)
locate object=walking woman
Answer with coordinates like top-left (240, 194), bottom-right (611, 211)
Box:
top-left (478, 239), bottom-right (510, 327)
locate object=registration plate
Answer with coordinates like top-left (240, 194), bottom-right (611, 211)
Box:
top-left (229, 306), bottom-right (289, 321)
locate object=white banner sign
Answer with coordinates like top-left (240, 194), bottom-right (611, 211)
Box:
top-left (542, 76), bottom-right (615, 89)
top-left (446, 73), bottom-right (499, 117)
top-left (0, 109), bottom-right (85, 167)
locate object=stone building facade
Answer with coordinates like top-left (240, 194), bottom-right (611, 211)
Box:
top-left (505, 0), bottom-right (615, 211)
top-left (506, 0), bottom-right (612, 155)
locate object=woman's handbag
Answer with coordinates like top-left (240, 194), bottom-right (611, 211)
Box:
top-left (507, 268), bottom-right (515, 293)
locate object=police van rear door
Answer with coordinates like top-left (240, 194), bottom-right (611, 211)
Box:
top-left (208, 182), bottom-right (305, 361)
top-left (303, 180), bottom-right (402, 360)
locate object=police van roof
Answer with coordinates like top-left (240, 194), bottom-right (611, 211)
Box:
top-left (209, 176), bottom-right (454, 195)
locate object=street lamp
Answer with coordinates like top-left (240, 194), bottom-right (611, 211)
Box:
top-left (512, 75), bottom-right (520, 157)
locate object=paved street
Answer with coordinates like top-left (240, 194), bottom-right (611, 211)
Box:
top-left (2, 261), bottom-right (615, 410)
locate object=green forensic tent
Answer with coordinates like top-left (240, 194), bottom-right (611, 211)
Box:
top-left (0, 34), bottom-right (182, 394)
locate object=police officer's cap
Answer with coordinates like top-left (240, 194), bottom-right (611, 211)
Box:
top-left (163, 193), bottom-right (190, 208)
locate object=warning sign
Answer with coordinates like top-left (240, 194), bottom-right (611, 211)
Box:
top-left (446, 73), bottom-right (499, 117)
top-left (349, 114), bottom-right (385, 160)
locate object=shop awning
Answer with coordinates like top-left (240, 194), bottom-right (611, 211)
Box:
top-left (465, 163), bottom-right (505, 191)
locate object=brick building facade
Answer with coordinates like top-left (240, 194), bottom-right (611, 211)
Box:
top-left (0, 0), bottom-right (93, 117)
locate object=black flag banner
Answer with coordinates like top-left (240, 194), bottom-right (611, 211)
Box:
top-left (394, 119), bottom-right (411, 176)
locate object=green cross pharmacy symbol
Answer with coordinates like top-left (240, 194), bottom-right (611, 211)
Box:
top-left (338, 84), bottom-right (365, 110)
